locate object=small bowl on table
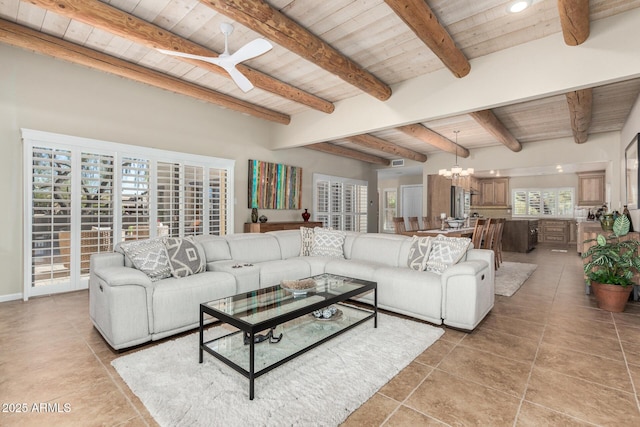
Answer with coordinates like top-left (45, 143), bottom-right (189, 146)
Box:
top-left (446, 219), bottom-right (465, 229)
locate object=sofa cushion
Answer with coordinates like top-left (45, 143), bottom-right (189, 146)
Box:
top-left (257, 259), bottom-right (311, 288)
top-left (267, 230), bottom-right (303, 259)
top-left (299, 227), bottom-right (315, 256)
top-left (350, 233), bottom-right (407, 267)
top-left (225, 234), bottom-right (282, 263)
top-left (311, 228), bottom-right (345, 258)
top-left (424, 235), bottom-right (472, 274)
top-left (164, 237), bottom-right (205, 278)
top-left (118, 238), bottom-right (172, 281)
top-left (192, 235), bottom-right (232, 262)
top-left (407, 236), bottom-right (433, 271)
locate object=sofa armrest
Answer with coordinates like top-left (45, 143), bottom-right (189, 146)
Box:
top-left (93, 266), bottom-right (153, 288)
top-left (90, 252), bottom-right (124, 270)
top-left (441, 260), bottom-right (487, 279)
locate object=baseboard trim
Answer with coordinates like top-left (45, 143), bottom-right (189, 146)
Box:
top-left (0, 293), bottom-right (24, 303)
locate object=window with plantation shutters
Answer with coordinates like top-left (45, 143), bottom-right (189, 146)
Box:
top-left (23, 129), bottom-right (234, 299)
top-left (313, 174), bottom-right (368, 232)
top-left (512, 187), bottom-right (574, 218)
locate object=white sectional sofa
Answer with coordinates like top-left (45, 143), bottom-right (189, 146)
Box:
top-left (89, 229), bottom-right (494, 350)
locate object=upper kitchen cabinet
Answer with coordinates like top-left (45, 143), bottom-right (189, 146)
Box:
top-left (478, 178), bottom-right (509, 206)
top-left (577, 171), bottom-right (605, 206)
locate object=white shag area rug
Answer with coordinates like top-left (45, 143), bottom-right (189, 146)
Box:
top-left (112, 312), bottom-right (443, 427)
top-left (495, 261), bottom-right (538, 296)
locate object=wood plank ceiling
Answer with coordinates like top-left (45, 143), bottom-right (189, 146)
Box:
top-left (1, 0), bottom-right (640, 167)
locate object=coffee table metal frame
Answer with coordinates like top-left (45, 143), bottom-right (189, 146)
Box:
top-left (199, 274), bottom-right (377, 400)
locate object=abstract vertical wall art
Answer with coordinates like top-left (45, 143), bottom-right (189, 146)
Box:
top-left (248, 160), bottom-right (302, 209)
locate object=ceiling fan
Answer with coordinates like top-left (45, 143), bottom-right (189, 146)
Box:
top-left (157, 22), bottom-right (272, 93)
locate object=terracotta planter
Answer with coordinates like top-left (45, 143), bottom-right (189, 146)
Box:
top-left (593, 282), bottom-right (633, 312)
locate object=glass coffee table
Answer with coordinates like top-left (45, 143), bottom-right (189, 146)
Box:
top-left (199, 273), bottom-right (377, 400)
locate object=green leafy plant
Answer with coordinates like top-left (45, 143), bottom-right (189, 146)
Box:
top-left (582, 215), bottom-right (640, 287)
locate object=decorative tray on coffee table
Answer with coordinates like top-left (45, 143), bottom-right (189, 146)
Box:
top-left (280, 278), bottom-right (317, 296)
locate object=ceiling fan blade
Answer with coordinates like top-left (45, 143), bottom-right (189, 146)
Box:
top-left (228, 39), bottom-right (273, 64)
top-left (156, 49), bottom-right (221, 64)
top-left (224, 65), bottom-right (255, 92)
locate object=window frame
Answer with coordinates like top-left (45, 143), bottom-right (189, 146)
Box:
top-left (511, 186), bottom-right (575, 218)
top-left (313, 173), bottom-right (368, 232)
top-left (22, 129), bottom-right (234, 299)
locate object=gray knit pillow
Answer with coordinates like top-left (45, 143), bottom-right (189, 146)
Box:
top-left (407, 236), bottom-right (432, 271)
top-left (164, 237), bottom-right (205, 278)
top-left (119, 238), bottom-right (172, 281)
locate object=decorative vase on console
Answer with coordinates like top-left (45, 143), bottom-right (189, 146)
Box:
top-left (302, 209), bottom-right (310, 222)
top-left (251, 208), bottom-right (258, 223)
top-left (259, 215), bottom-right (268, 223)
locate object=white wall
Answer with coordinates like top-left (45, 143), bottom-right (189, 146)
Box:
top-left (0, 44), bottom-right (373, 300)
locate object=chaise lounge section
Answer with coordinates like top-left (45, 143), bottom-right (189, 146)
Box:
top-left (89, 229), bottom-right (494, 349)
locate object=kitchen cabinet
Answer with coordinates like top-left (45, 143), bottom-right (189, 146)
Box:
top-left (538, 219), bottom-right (568, 244)
top-left (568, 220), bottom-right (577, 245)
top-left (577, 171), bottom-right (605, 206)
top-left (502, 220), bottom-right (538, 253)
top-left (478, 178), bottom-right (509, 206)
top-left (426, 174), bottom-right (452, 225)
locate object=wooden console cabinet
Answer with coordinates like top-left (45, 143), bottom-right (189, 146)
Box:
top-left (244, 221), bottom-right (322, 233)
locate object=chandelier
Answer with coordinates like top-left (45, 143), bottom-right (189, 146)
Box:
top-left (438, 130), bottom-right (474, 179)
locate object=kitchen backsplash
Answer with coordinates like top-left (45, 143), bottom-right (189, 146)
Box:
top-left (470, 207), bottom-right (512, 219)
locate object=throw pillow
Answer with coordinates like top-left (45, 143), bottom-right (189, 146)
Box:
top-left (310, 227), bottom-right (346, 258)
top-left (300, 227), bottom-right (315, 256)
top-left (424, 235), bottom-right (472, 274)
top-left (164, 237), bottom-right (205, 278)
top-left (119, 238), bottom-right (172, 282)
top-left (407, 236), bottom-right (432, 271)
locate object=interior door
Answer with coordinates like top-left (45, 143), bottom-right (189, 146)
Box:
top-left (401, 185), bottom-right (423, 225)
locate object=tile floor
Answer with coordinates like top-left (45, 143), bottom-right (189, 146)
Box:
top-left (1, 243), bottom-right (639, 426)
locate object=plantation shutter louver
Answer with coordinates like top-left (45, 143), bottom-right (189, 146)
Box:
top-left (31, 146), bottom-right (72, 287)
top-left (121, 157), bottom-right (150, 240)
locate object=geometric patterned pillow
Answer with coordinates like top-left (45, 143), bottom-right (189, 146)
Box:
top-left (310, 227), bottom-right (345, 258)
top-left (299, 227), bottom-right (315, 256)
top-left (424, 235), bottom-right (471, 274)
top-left (407, 236), bottom-right (432, 270)
top-left (164, 237), bottom-right (205, 278)
top-left (119, 238), bottom-right (172, 282)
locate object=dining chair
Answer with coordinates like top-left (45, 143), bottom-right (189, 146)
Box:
top-left (407, 216), bottom-right (420, 231)
top-left (392, 217), bottom-right (407, 234)
top-left (471, 218), bottom-right (491, 251)
top-left (492, 218), bottom-right (506, 269)
top-left (421, 217), bottom-right (432, 230)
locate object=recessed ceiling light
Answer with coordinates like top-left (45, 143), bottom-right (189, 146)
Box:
top-left (507, 0), bottom-right (532, 14)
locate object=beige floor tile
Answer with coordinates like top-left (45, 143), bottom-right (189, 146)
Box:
top-left (460, 327), bottom-right (539, 362)
top-left (413, 339), bottom-right (456, 367)
top-left (525, 367), bottom-right (640, 425)
top-left (477, 311), bottom-right (546, 341)
top-left (406, 369), bottom-right (520, 427)
top-left (516, 401), bottom-right (593, 426)
top-left (489, 300), bottom-right (549, 324)
top-left (378, 361), bottom-right (433, 402)
top-left (437, 345), bottom-right (532, 397)
top-left (342, 393), bottom-right (399, 426)
top-left (385, 405), bottom-right (447, 426)
top-left (535, 343), bottom-right (634, 392)
top-left (541, 324), bottom-right (625, 361)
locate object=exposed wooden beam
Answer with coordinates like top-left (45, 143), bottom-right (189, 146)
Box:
top-left (397, 124), bottom-right (469, 157)
top-left (0, 19), bottom-right (289, 124)
top-left (557, 0), bottom-right (590, 46)
top-left (346, 134), bottom-right (427, 163)
top-left (468, 110), bottom-right (522, 152)
top-left (306, 143), bottom-right (391, 166)
top-left (28, 0), bottom-right (334, 114)
top-left (200, 0), bottom-right (392, 101)
top-left (384, 0), bottom-right (470, 78)
top-left (566, 88), bottom-right (593, 144)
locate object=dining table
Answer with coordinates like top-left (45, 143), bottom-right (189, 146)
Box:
top-left (399, 227), bottom-right (475, 238)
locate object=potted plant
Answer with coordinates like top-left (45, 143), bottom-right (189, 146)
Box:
top-left (582, 215), bottom-right (640, 312)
